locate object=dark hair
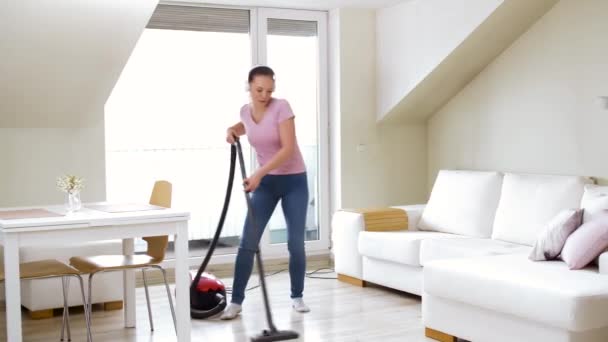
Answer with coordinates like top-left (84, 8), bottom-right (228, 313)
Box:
top-left (248, 65), bottom-right (275, 83)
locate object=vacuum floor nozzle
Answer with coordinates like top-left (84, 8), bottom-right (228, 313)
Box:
top-left (250, 329), bottom-right (299, 342)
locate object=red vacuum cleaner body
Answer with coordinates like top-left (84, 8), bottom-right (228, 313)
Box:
top-left (189, 270), bottom-right (227, 319)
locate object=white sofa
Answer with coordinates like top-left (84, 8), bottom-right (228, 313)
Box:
top-left (332, 170), bottom-right (608, 342)
top-left (0, 241), bottom-right (124, 314)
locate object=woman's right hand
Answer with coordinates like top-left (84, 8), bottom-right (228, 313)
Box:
top-left (226, 128), bottom-right (238, 144)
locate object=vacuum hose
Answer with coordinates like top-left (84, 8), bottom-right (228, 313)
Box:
top-left (191, 138), bottom-right (299, 341)
top-left (189, 143), bottom-right (235, 318)
top-left (190, 143), bottom-right (236, 291)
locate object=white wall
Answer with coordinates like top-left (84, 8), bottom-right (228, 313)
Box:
top-left (376, 0), bottom-right (502, 120)
top-left (330, 8), bottom-right (427, 210)
top-left (0, 125), bottom-right (106, 206)
top-left (0, 0), bottom-right (158, 206)
top-left (429, 0), bottom-right (608, 186)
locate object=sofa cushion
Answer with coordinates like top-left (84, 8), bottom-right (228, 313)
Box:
top-left (491, 173), bottom-right (591, 246)
top-left (420, 238), bottom-right (531, 266)
top-left (358, 231), bottom-right (466, 267)
top-left (529, 208), bottom-right (583, 261)
top-left (581, 184), bottom-right (608, 223)
top-left (424, 254), bottom-right (608, 331)
top-left (418, 170), bottom-right (503, 238)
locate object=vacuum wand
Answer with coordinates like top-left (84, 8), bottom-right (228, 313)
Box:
top-left (234, 138), bottom-right (299, 342)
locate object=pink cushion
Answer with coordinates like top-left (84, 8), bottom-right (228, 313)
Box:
top-left (561, 210), bottom-right (608, 269)
top-left (529, 208), bottom-right (583, 261)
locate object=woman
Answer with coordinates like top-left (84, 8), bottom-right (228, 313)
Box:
top-left (220, 65), bottom-right (310, 320)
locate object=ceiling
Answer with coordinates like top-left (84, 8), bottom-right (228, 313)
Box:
top-left (179, 0), bottom-right (408, 10)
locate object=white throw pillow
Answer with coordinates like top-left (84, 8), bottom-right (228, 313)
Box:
top-left (491, 173), bottom-right (591, 246)
top-left (581, 184), bottom-right (608, 223)
top-left (529, 208), bottom-right (583, 261)
top-left (418, 170), bottom-right (503, 237)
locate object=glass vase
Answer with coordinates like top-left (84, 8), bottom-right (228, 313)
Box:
top-left (66, 191), bottom-right (82, 213)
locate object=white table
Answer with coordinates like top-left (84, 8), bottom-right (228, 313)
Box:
top-left (0, 205), bottom-right (191, 342)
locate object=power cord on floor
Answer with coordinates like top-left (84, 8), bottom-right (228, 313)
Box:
top-left (244, 269), bottom-right (286, 292)
top-left (305, 267), bottom-right (337, 280)
top-left (223, 267), bottom-right (337, 294)
top-left (224, 269), bottom-right (287, 294)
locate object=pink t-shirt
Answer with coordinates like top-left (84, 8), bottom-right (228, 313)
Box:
top-left (240, 98), bottom-right (306, 175)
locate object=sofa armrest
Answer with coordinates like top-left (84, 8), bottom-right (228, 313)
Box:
top-left (390, 204), bottom-right (426, 231)
top-left (599, 251), bottom-right (608, 274)
top-left (341, 207), bottom-right (409, 232)
top-left (331, 204), bottom-right (426, 281)
top-left (331, 210), bottom-right (367, 280)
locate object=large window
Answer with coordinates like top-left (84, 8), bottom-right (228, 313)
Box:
top-left (105, 5), bottom-right (329, 261)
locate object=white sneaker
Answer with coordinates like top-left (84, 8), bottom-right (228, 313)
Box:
top-left (292, 298), bottom-right (310, 313)
top-left (220, 303), bottom-right (242, 320)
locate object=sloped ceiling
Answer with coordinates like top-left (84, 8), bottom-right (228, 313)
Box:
top-left (0, 0), bottom-right (159, 127)
top-left (379, 0), bottom-right (560, 124)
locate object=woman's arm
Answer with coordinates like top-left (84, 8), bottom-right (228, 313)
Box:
top-left (226, 122), bottom-right (245, 143)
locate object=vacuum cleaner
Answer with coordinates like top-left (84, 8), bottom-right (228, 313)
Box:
top-left (188, 142), bottom-right (235, 320)
top-left (190, 137), bottom-right (299, 342)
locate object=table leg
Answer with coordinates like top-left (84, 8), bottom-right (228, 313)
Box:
top-left (174, 221), bottom-right (191, 341)
top-left (123, 238), bottom-right (136, 328)
top-left (4, 234), bottom-right (22, 342)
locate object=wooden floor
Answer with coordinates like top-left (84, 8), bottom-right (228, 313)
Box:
top-left (0, 270), bottom-right (440, 341)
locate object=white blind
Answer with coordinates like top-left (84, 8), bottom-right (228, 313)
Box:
top-left (147, 5), bottom-right (250, 33)
top-left (268, 18), bottom-right (317, 37)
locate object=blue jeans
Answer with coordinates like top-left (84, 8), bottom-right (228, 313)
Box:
top-left (231, 172), bottom-right (309, 305)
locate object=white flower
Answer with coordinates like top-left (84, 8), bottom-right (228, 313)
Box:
top-left (56, 175), bottom-right (85, 194)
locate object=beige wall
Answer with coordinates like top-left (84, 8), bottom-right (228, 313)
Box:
top-left (0, 0), bottom-right (158, 206)
top-left (429, 0), bottom-right (608, 188)
top-left (330, 8), bottom-right (427, 210)
top-left (0, 124), bottom-right (106, 206)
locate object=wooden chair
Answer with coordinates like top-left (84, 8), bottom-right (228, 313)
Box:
top-left (0, 260), bottom-right (92, 341)
top-left (69, 180), bottom-right (176, 335)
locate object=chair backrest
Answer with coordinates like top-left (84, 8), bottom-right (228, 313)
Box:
top-left (149, 180), bottom-right (172, 208)
top-left (144, 180), bottom-right (172, 261)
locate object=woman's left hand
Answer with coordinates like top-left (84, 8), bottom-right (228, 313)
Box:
top-left (244, 173), bottom-right (262, 193)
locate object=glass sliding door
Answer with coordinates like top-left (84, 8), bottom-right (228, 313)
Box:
top-left (254, 9), bottom-right (329, 255)
top-left (105, 5), bottom-right (252, 258)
